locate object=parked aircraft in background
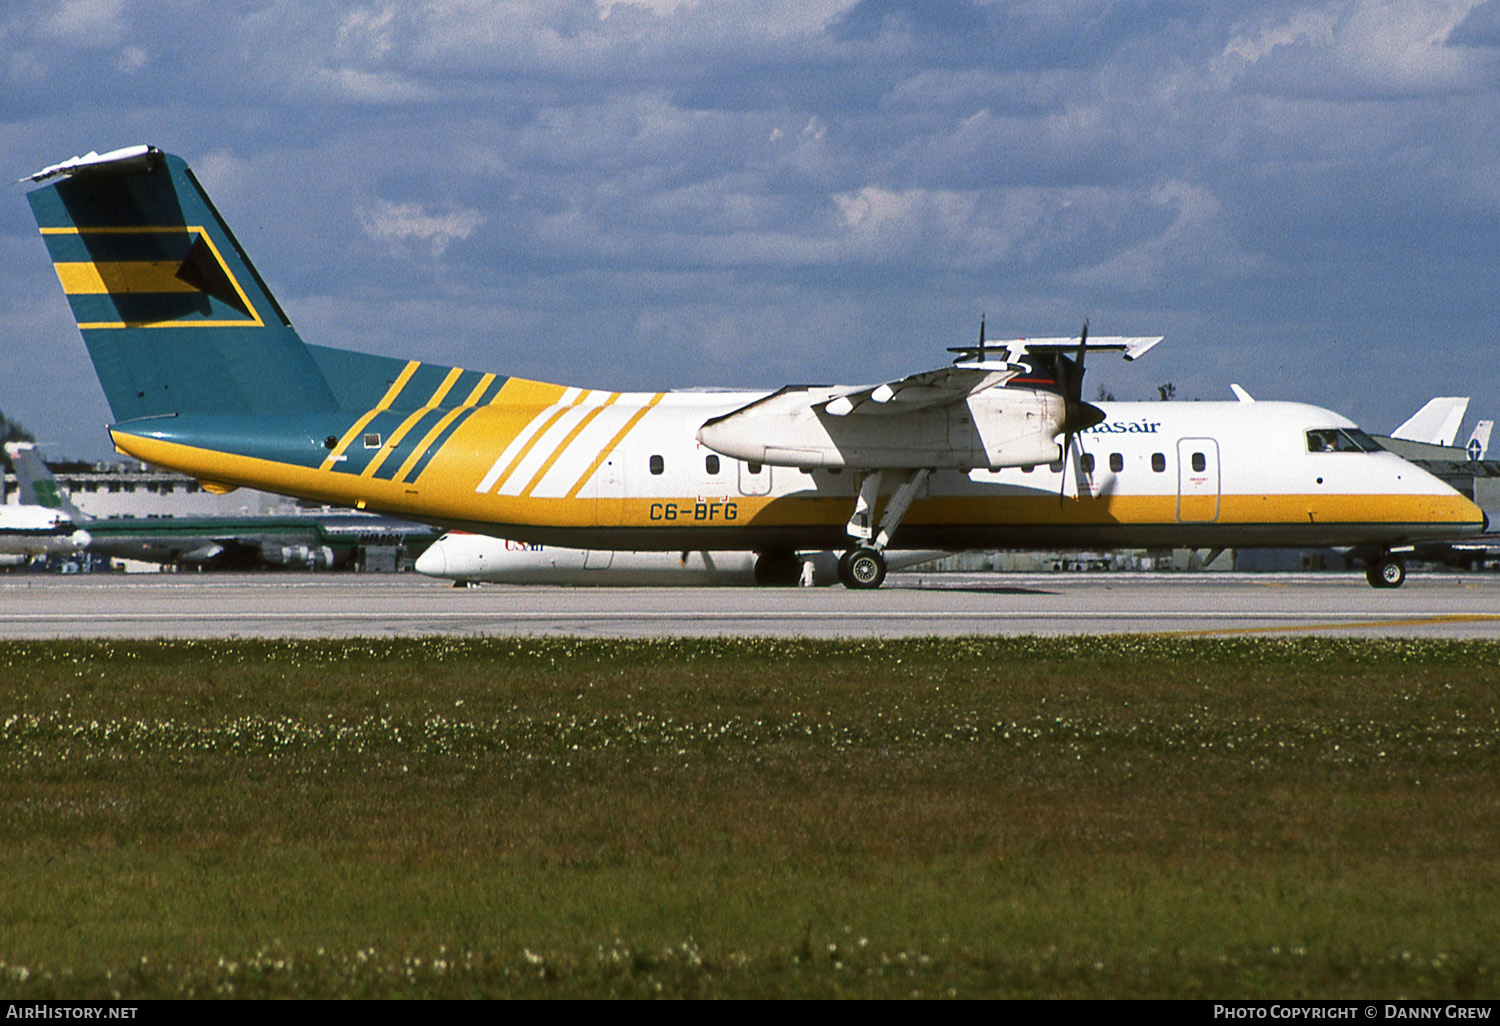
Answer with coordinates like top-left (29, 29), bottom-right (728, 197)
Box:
top-left (1392, 397), bottom-right (1470, 447)
top-left (23, 146), bottom-right (1485, 589)
top-left (0, 504), bottom-right (90, 564)
top-left (413, 532), bottom-right (945, 586)
top-left (8, 442), bottom-right (435, 569)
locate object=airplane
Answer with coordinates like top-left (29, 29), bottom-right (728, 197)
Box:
top-left (0, 504), bottom-right (90, 563)
top-left (1391, 397), bottom-right (1470, 447)
top-left (7, 441), bottom-right (436, 569)
top-left (21, 145), bottom-right (1486, 590)
top-left (413, 532), bottom-right (945, 586)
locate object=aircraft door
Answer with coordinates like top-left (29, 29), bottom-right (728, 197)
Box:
top-left (739, 460), bottom-right (771, 496)
top-left (593, 455), bottom-right (624, 525)
top-left (1176, 438), bottom-right (1220, 522)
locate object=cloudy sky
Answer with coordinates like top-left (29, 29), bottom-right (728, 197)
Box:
top-left (3, 0), bottom-right (1500, 459)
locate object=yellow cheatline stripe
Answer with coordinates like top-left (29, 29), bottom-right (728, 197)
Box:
top-left (318, 360), bottom-right (421, 471)
top-left (518, 393), bottom-right (620, 498)
top-left (55, 261), bottom-right (198, 294)
top-left (488, 392), bottom-right (589, 495)
top-left (359, 367), bottom-right (466, 480)
top-left (390, 372), bottom-right (498, 485)
top-left (47, 225), bottom-right (264, 329)
top-left (564, 392), bottom-right (665, 500)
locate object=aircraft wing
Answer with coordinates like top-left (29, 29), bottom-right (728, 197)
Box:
top-left (820, 364), bottom-right (1021, 417)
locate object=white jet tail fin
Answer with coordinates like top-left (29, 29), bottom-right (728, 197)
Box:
top-left (4, 443), bottom-right (89, 521)
top-left (1392, 397), bottom-right (1470, 446)
top-left (1467, 421), bottom-right (1493, 461)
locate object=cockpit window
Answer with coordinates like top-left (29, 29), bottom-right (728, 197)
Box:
top-left (1307, 428), bottom-right (1381, 453)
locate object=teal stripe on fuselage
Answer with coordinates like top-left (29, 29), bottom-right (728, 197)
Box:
top-left (406, 406), bottom-right (482, 484)
top-left (365, 407), bottom-right (450, 481)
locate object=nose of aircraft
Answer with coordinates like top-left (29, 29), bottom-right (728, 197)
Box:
top-left (414, 538), bottom-right (447, 577)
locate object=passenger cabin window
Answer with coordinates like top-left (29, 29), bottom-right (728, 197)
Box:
top-left (1079, 454), bottom-right (1095, 474)
top-left (705, 455), bottom-right (720, 475)
top-left (1109, 453), bottom-right (1124, 473)
top-left (1307, 428), bottom-right (1380, 453)
top-left (649, 454), bottom-right (664, 475)
top-left (1151, 453), bottom-right (1166, 473)
top-left (747, 462), bottom-right (763, 474)
top-left (364, 432), bottom-right (382, 449)
top-left (1191, 452), bottom-right (1206, 473)
top-left (1048, 460), bottom-right (1063, 474)
top-left (1021, 465), bottom-right (1033, 474)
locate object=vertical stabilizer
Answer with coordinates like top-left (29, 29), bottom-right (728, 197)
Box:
top-left (5, 443), bottom-right (88, 520)
top-left (25, 146), bottom-right (339, 422)
top-left (1391, 397), bottom-right (1469, 447)
top-left (1467, 421), bottom-right (1493, 462)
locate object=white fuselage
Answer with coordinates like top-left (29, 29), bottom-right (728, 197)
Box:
top-left (0, 506), bottom-right (91, 557)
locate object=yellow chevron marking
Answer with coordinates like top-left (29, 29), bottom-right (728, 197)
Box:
top-left (487, 393), bottom-right (588, 495)
top-left (358, 367), bottom-right (466, 480)
top-left (462, 372), bottom-right (497, 407)
top-left (318, 360), bottom-right (421, 471)
top-left (490, 377), bottom-right (568, 407)
top-left (564, 392), bottom-right (665, 500)
top-left (518, 393), bottom-right (620, 498)
top-left (44, 226), bottom-right (264, 329)
top-left (390, 372), bottom-right (498, 485)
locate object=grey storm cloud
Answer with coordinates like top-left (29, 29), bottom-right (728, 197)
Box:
top-left (2, 0), bottom-right (1500, 459)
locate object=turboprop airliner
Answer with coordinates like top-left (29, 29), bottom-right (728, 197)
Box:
top-left (22, 146), bottom-right (1486, 588)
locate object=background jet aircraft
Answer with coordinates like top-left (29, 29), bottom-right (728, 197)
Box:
top-left (21, 146), bottom-right (1485, 589)
top-left (414, 532), bottom-right (945, 586)
top-left (8, 442), bottom-right (435, 569)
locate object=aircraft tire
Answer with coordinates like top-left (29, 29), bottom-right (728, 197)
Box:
top-left (838, 547), bottom-right (887, 590)
top-left (1365, 556), bottom-right (1406, 589)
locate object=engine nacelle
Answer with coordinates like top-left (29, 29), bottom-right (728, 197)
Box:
top-left (697, 389), bottom-right (1065, 470)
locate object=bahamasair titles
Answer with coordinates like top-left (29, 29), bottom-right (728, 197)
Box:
top-left (23, 146), bottom-right (1485, 589)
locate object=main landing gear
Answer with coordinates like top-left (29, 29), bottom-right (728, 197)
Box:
top-left (837, 547), bottom-right (887, 589)
top-left (838, 468), bottom-right (929, 590)
top-left (1365, 554), bottom-right (1407, 589)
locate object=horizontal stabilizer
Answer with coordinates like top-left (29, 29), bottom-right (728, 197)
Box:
top-left (23, 145), bottom-right (158, 183)
top-left (948, 335), bottom-right (1163, 363)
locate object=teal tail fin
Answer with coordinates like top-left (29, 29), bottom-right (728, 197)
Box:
top-left (25, 146), bottom-right (342, 423)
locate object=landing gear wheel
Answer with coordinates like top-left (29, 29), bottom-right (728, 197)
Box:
top-left (838, 547), bottom-right (887, 590)
top-left (1366, 556), bottom-right (1406, 589)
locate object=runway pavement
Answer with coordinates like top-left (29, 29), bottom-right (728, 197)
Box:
top-left (3, 570), bottom-right (1500, 639)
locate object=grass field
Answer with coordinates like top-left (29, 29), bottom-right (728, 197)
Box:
top-left (0, 635), bottom-right (1496, 998)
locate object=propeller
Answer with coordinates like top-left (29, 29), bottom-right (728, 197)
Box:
top-left (1057, 319), bottom-right (1106, 505)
